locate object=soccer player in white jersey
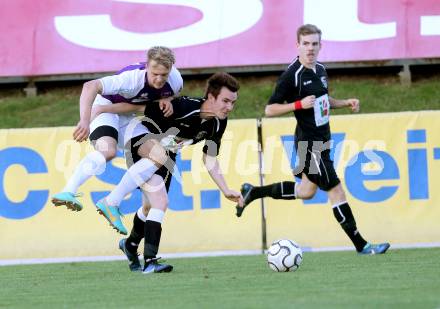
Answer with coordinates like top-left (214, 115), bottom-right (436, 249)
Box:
top-left (51, 46), bottom-right (183, 235)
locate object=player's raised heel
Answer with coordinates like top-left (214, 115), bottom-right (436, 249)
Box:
top-left (119, 238), bottom-right (141, 272)
top-left (51, 192), bottom-right (83, 211)
top-left (236, 183), bottom-right (254, 217)
top-left (359, 242), bottom-right (390, 255)
top-left (142, 257), bottom-right (173, 274)
top-left (95, 199), bottom-right (127, 235)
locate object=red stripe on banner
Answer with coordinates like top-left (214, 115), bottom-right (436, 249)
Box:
top-left (1, 0), bottom-right (439, 77)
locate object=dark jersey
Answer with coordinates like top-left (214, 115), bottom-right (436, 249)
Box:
top-left (268, 57), bottom-right (331, 142)
top-left (142, 96), bottom-right (227, 156)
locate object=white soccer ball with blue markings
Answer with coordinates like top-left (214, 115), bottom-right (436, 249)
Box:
top-left (267, 239), bottom-right (303, 272)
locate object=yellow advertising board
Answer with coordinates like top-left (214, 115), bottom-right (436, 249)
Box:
top-left (2, 111), bottom-right (440, 261)
top-left (0, 120), bottom-right (261, 260)
top-left (261, 111), bottom-right (440, 249)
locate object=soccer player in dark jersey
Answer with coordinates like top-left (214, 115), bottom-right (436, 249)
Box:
top-left (51, 46), bottom-right (182, 235)
top-left (91, 72), bottom-right (243, 273)
top-left (236, 24), bottom-right (390, 255)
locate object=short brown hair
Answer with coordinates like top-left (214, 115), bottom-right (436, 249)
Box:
top-left (204, 72), bottom-right (240, 99)
top-left (147, 46), bottom-right (175, 70)
top-left (297, 24), bottom-right (322, 43)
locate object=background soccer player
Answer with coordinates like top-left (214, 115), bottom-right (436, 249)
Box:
top-left (236, 24), bottom-right (390, 255)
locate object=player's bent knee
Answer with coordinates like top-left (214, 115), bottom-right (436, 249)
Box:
top-left (94, 137), bottom-right (117, 161)
top-left (100, 148), bottom-right (117, 161)
top-left (138, 140), bottom-right (167, 166)
top-left (148, 146), bottom-right (168, 166)
top-left (297, 190), bottom-right (315, 200)
top-left (296, 184), bottom-right (317, 200)
top-left (300, 190), bottom-right (315, 200)
top-left (137, 140), bottom-right (154, 156)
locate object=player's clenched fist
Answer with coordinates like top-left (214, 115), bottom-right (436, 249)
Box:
top-left (346, 98), bottom-right (360, 113)
top-left (300, 95), bottom-right (316, 109)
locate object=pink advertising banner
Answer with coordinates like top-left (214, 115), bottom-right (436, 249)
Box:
top-left (1, 0), bottom-right (439, 77)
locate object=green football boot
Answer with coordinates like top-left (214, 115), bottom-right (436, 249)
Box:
top-left (95, 199), bottom-right (127, 235)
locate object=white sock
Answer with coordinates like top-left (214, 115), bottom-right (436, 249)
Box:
top-left (146, 208), bottom-right (165, 223)
top-left (137, 207), bottom-right (147, 222)
top-left (106, 158), bottom-right (159, 206)
top-left (63, 151), bottom-right (106, 193)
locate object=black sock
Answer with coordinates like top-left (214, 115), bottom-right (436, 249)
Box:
top-left (144, 220), bottom-right (162, 260)
top-left (332, 202), bottom-right (368, 252)
top-left (249, 182), bottom-right (296, 201)
top-left (125, 212), bottom-right (145, 253)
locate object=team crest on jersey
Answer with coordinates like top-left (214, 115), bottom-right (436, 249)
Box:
top-left (321, 76), bottom-right (328, 88)
top-left (131, 92), bottom-right (150, 103)
top-left (195, 131), bottom-right (208, 140)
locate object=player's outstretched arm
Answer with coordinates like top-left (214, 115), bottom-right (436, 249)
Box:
top-left (329, 97), bottom-right (360, 112)
top-left (203, 154), bottom-right (243, 206)
top-left (265, 95), bottom-right (316, 117)
top-left (265, 103), bottom-right (295, 117)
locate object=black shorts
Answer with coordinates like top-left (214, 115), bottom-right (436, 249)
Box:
top-left (125, 134), bottom-right (176, 192)
top-left (89, 125), bottom-right (118, 142)
top-left (294, 141), bottom-right (340, 191)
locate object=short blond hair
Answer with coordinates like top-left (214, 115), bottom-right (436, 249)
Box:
top-left (297, 24), bottom-right (322, 43)
top-left (147, 46), bottom-right (175, 70)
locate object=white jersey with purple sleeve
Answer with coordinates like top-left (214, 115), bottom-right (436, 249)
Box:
top-left (89, 63), bottom-right (183, 148)
top-left (99, 63), bottom-right (183, 104)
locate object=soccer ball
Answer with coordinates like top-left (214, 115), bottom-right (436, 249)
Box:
top-left (267, 239), bottom-right (303, 272)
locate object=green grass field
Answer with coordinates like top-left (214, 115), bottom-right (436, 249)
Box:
top-left (1, 75), bottom-right (440, 129)
top-left (1, 248), bottom-right (439, 308)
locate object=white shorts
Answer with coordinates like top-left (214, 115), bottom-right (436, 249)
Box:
top-left (89, 95), bottom-right (149, 149)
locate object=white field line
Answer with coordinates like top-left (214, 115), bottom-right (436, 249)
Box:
top-left (1, 243), bottom-right (439, 266)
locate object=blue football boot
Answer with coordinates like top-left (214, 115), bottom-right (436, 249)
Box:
top-left (142, 257), bottom-right (173, 274)
top-left (236, 183), bottom-right (255, 217)
top-left (119, 238), bottom-right (141, 272)
top-left (95, 199), bottom-right (127, 235)
top-left (51, 192), bottom-right (83, 211)
top-left (359, 242), bottom-right (390, 255)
